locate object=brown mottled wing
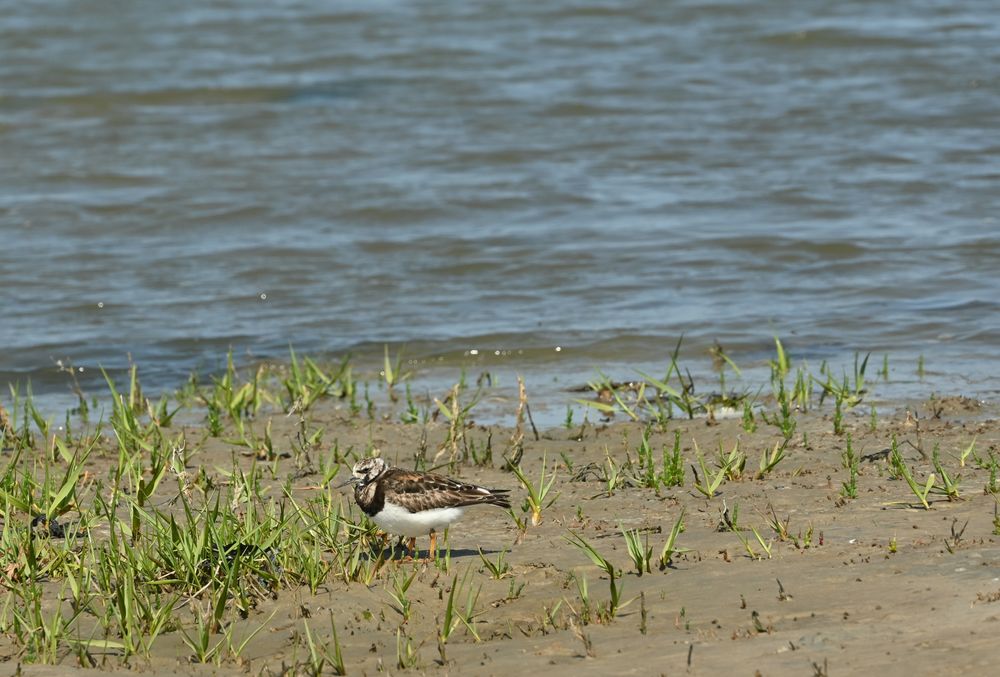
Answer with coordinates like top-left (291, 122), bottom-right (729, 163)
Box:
top-left (382, 469), bottom-right (511, 513)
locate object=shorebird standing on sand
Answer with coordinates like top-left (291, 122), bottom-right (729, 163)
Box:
top-left (335, 457), bottom-right (510, 557)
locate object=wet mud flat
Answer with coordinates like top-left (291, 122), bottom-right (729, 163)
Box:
top-left (2, 391), bottom-right (1000, 676)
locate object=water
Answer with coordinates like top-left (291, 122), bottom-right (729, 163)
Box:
top-left (2, 0), bottom-right (1000, 423)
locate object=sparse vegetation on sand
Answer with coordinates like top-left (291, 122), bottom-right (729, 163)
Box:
top-left (1, 342), bottom-right (998, 675)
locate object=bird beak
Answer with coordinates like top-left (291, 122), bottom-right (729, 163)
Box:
top-left (332, 475), bottom-right (359, 490)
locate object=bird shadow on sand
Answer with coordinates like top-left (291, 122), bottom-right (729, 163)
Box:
top-left (362, 543), bottom-right (504, 562)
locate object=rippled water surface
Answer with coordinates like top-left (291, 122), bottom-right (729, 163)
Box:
top-left (2, 0), bottom-right (1000, 419)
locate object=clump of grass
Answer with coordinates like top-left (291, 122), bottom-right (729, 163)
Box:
top-left (832, 394), bottom-right (845, 435)
top-left (0, 387), bottom-right (30, 451)
top-left (818, 352), bottom-right (869, 409)
top-left (717, 439), bottom-right (746, 481)
top-left (508, 454), bottom-right (558, 526)
top-left (577, 371), bottom-right (643, 422)
top-left (633, 424), bottom-right (657, 488)
top-left (724, 510), bottom-right (772, 561)
top-left (840, 434), bottom-right (859, 500)
top-left (638, 337), bottom-right (705, 420)
top-left (565, 532), bottom-right (626, 622)
top-left (770, 336), bottom-right (790, 380)
top-left (787, 366), bottom-right (812, 412)
top-left (763, 505), bottom-right (793, 543)
top-left (597, 451), bottom-right (628, 498)
top-left (958, 437), bottom-right (977, 467)
top-left (690, 440), bottom-right (730, 499)
top-left (302, 614), bottom-right (346, 675)
top-left (756, 440), bottom-right (787, 479)
top-left (439, 567), bottom-right (483, 650)
top-left (282, 347), bottom-right (354, 414)
top-left (741, 400), bottom-right (757, 433)
top-left (567, 573), bottom-right (596, 628)
top-left (628, 423), bottom-right (684, 495)
top-left (381, 344), bottom-right (411, 401)
top-left (1, 433), bottom-right (97, 539)
top-left (890, 436), bottom-right (934, 509)
top-left (761, 380), bottom-right (797, 441)
top-left (661, 429), bottom-right (685, 488)
top-left (930, 443), bottom-right (962, 501)
top-left (386, 569), bottom-right (417, 623)
top-left (943, 518), bottom-right (968, 554)
top-left (435, 378), bottom-right (486, 464)
top-left (202, 350), bottom-right (266, 423)
top-left (397, 626), bottom-right (421, 669)
top-left (400, 383), bottom-right (425, 424)
top-left (658, 509), bottom-right (687, 570)
top-left (709, 339), bottom-right (742, 396)
top-left (984, 453), bottom-right (999, 495)
top-left (621, 526), bottom-right (653, 576)
top-left (576, 337), bottom-right (709, 422)
top-left (477, 546), bottom-right (511, 579)
top-left (470, 434), bottom-right (496, 470)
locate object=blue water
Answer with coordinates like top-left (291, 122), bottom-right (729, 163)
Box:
top-left (2, 0), bottom-right (999, 423)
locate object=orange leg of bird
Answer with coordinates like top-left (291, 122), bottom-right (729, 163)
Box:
top-left (429, 530), bottom-right (437, 560)
top-left (406, 537), bottom-right (416, 558)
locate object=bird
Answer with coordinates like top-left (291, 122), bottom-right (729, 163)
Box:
top-left (335, 457), bottom-right (510, 557)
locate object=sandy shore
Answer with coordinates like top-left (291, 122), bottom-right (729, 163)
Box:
top-left (3, 389), bottom-right (1000, 676)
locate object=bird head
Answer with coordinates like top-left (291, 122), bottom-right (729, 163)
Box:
top-left (333, 457), bottom-right (389, 489)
